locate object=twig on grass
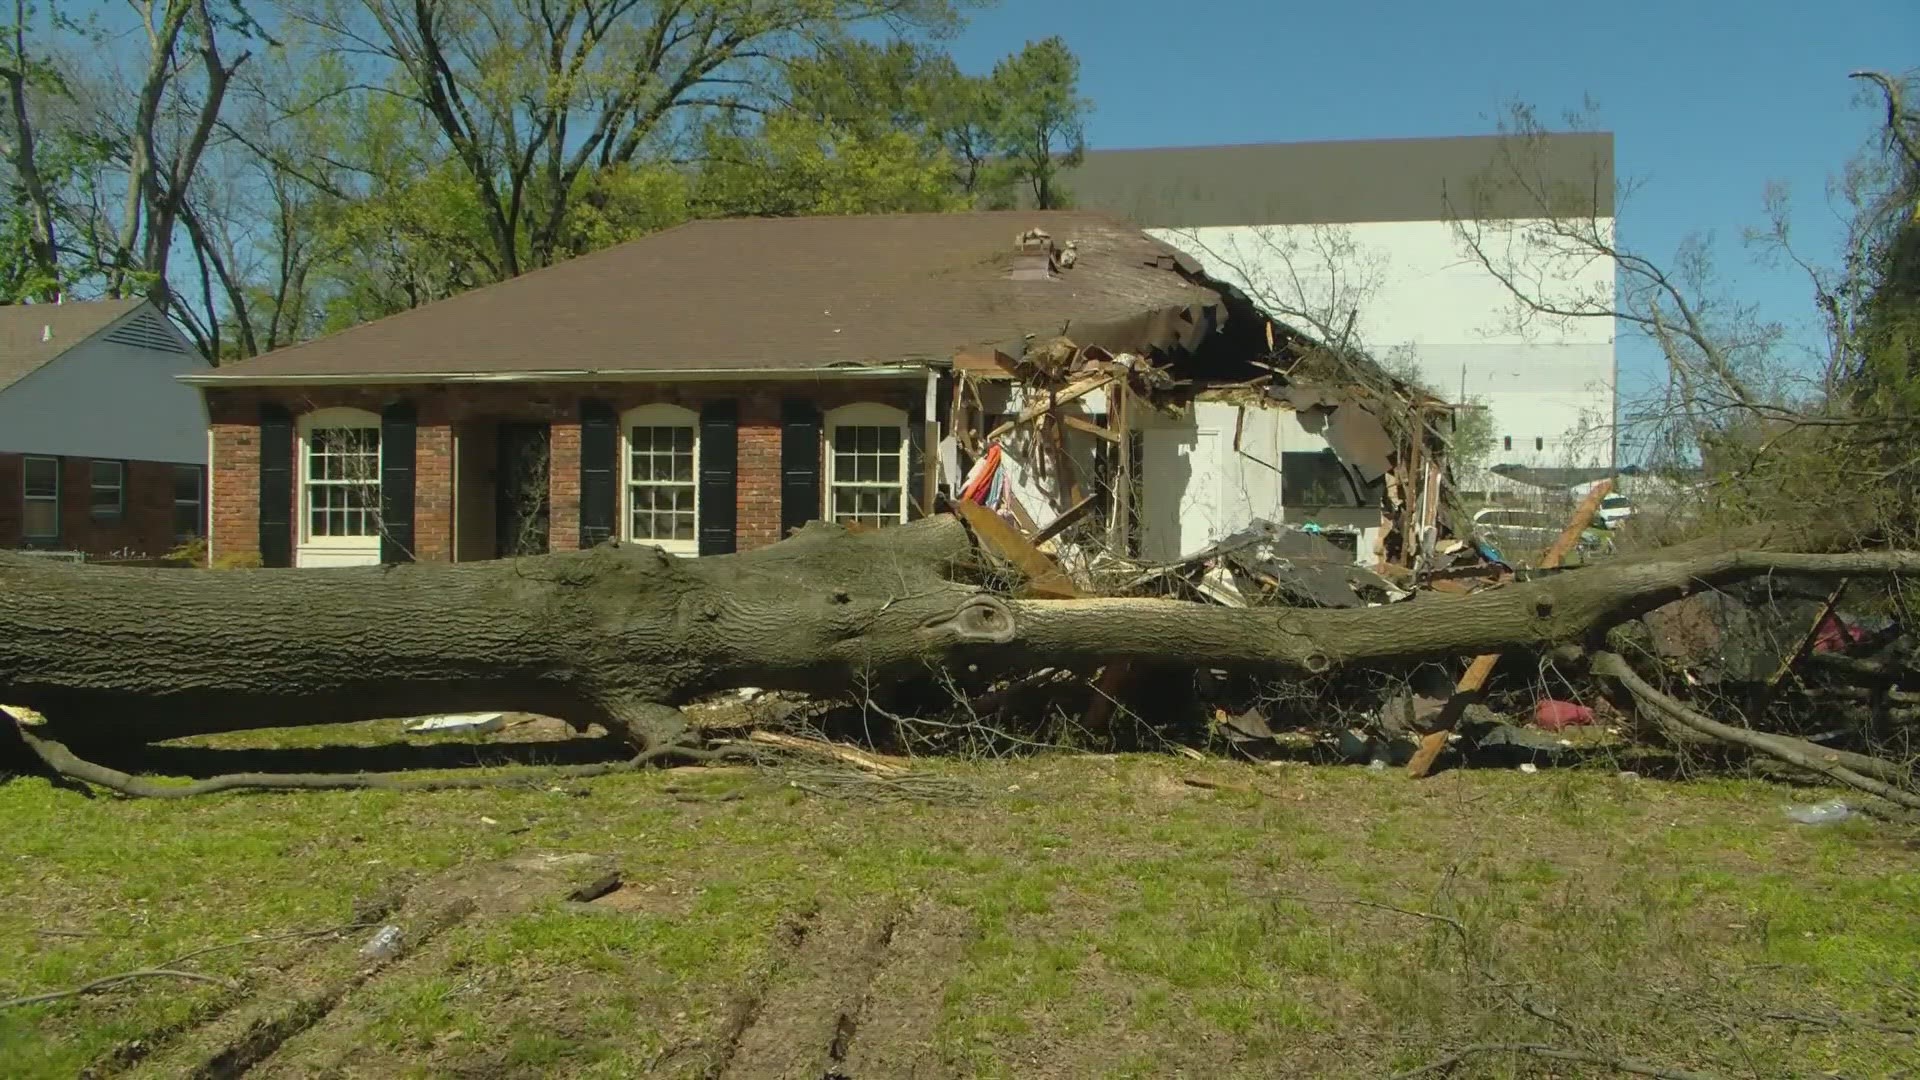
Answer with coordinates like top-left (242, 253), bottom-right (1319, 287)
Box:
top-left (0, 969), bottom-right (234, 1010)
top-left (1273, 894), bottom-right (1470, 948)
top-left (161, 922), bottom-right (374, 967)
top-left (782, 765), bottom-right (979, 804)
top-left (1390, 1042), bottom-right (1721, 1080)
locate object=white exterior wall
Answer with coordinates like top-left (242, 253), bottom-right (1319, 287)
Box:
top-left (1149, 220), bottom-right (1617, 478)
top-left (0, 332), bottom-right (211, 463)
top-left (1136, 399), bottom-right (1380, 563)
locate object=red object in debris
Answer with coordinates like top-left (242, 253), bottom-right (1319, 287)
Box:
top-left (1810, 612), bottom-right (1869, 654)
top-left (1533, 699), bottom-right (1596, 731)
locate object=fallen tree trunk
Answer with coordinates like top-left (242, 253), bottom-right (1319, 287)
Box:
top-left (2, 516), bottom-right (1914, 756)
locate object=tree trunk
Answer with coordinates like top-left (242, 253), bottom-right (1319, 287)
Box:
top-left (0, 516), bottom-right (1907, 753)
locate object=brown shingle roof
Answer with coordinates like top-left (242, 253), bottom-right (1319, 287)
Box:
top-left (0, 299), bottom-right (146, 393)
top-left (199, 211), bottom-right (1228, 382)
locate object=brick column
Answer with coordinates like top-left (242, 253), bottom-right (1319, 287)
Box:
top-left (209, 409), bottom-right (264, 564)
top-left (413, 413), bottom-right (455, 561)
top-left (549, 417), bottom-right (581, 551)
top-left (736, 389), bottom-right (783, 550)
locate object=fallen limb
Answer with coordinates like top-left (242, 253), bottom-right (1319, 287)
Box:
top-left (1594, 653), bottom-right (1920, 811)
top-left (0, 969), bottom-right (234, 1010)
top-left (1390, 1042), bottom-right (1720, 1080)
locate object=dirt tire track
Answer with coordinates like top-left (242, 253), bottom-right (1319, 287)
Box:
top-left (836, 904), bottom-right (975, 1080)
top-left (715, 904), bottom-right (901, 1080)
top-left (699, 905), bottom-right (822, 1079)
top-left (121, 853), bottom-right (612, 1079)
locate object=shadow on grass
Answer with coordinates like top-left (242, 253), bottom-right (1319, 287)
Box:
top-left (45, 735), bottom-right (635, 780)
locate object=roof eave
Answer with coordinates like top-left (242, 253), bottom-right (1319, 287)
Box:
top-left (179, 363), bottom-right (936, 388)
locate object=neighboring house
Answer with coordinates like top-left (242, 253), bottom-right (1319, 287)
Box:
top-left (0, 300), bottom-right (212, 557)
top-left (185, 210), bottom-right (1441, 569)
top-left (1050, 134), bottom-right (1618, 482)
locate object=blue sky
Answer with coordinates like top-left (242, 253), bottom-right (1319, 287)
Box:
top-left (944, 0), bottom-right (1917, 414)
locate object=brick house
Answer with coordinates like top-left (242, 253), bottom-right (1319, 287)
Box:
top-left (1, 300), bottom-right (211, 557)
top-left (184, 211), bottom-right (1263, 568)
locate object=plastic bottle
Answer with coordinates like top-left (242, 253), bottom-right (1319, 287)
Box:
top-left (359, 924), bottom-right (404, 960)
top-left (1783, 799), bottom-right (1853, 825)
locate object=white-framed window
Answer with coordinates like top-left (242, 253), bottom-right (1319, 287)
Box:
top-left (299, 407), bottom-right (382, 543)
top-left (22, 456), bottom-right (58, 539)
top-left (623, 403), bottom-right (698, 554)
top-left (172, 465), bottom-right (204, 540)
top-left (824, 402), bottom-right (909, 528)
top-left (89, 460), bottom-right (124, 519)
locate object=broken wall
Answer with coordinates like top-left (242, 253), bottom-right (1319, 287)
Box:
top-left (1133, 399), bottom-right (1383, 563)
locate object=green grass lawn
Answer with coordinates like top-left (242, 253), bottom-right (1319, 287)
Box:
top-left (2, 741), bottom-right (1916, 1078)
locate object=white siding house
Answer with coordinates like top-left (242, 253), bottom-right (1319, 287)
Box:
top-left (1055, 134), bottom-right (1619, 490)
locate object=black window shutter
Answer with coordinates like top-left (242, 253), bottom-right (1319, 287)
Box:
top-left (698, 401), bottom-right (738, 555)
top-left (579, 401), bottom-right (617, 549)
top-left (257, 404), bottom-right (293, 568)
top-left (780, 399), bottom-right (822, 537)
top-left (907, 397), bottom-right (928, 520)
top-left (379, 402), bottom-right (416, 563)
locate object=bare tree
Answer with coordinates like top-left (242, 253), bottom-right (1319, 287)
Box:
top-left (283, 0), bottom-right (965, 277)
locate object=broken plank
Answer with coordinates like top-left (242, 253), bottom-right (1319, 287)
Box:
top-left (1061, 414), bottom-right (1120, 442)
top-left (1031, 494), bottom-right (1099, 546)
top-left (950, 499), bottom-right (1081, 599)
top-left (985, 376), bottom-right (1114, 441)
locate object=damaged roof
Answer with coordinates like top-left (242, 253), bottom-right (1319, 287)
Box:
top-left (192, 211), bottom-right (1234, 383)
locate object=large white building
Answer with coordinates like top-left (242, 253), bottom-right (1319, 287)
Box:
top-left (1054, 134), bottom-right (1618, 485)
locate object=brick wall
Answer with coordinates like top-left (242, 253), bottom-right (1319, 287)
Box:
top-left (204, 379), bottom-right (922, 563)
top-left (0, 452), bottom-right (201, 559)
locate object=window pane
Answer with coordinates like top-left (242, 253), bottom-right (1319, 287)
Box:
top-left (875, 490), bottom-right (902, 517)
top-left (173, 465), bottom-right (201, 504)
top-left (672, 427), bottom-right (693, 453)
top-left (174, 502), bottom-right (203, 538)
top-left (857, 427), bottom-right (878, 454)
top-left (877, 454), bottom-right (900, 483)
top-left (833, 489), bottom-right (858, 518)
top-left (674, 514), bottom-right (694, 541)
top-left (90, 460), bottom-right (121, 487)
top-left (875, 427), bottom-right (901, 453)
top-left (23, 457), bottom-right (57, 498)
top-left (672, 451), bottom-right (692, 483)
top-left (834, 427), bottom-right (857, 452)
top-left (23, 501), bottom-right (57, 538)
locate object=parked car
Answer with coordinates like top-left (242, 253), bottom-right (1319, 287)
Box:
top-left (1596, 493), bottom-right (1634, 528)
top-left (1471, 507), bottom-right (1610, 560)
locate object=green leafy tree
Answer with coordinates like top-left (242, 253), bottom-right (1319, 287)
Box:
top-left (981, 36), bottom-right (1088, 209)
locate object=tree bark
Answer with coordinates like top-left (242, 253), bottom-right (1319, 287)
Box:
top-left (1, 516), bottom-right (1911, 754)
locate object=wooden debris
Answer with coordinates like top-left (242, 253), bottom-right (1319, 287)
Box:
top-left (985, 375), bottom-right (1113, 441)
top-left (1407, 481), bottom-right (1613, 779)
top-left (951, 499), bottom-right (1081, 599)
top-left (745, 731), bottom-right (910, 776)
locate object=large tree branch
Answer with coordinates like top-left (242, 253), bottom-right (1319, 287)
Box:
top-left (1594, 652), bottom-right (1920, 811)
